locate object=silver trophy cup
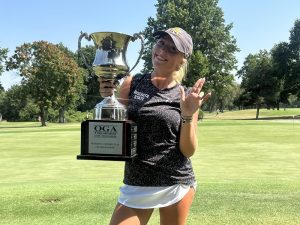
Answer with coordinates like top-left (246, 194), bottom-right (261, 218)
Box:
top-left (77, 31), bottom-right (144, 161)
top-left (78, 31), bottom-right (144, 120)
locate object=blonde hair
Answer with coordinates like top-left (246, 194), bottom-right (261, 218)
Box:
top-left (173, 61), bottom-right (188, 83)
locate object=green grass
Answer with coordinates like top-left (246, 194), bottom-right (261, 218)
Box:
top-left (0, 116), bottom-right (300, 225)
top-left (204, 108), bottom-right (300, 120)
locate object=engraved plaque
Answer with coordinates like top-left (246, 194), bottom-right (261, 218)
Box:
top-left (77, 120), bottom-right (137, 161)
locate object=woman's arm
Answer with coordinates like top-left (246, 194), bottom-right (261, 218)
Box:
top-left (118, 75), bottom-right (133, 107)
top-left (179, 78), bottom-right (211, 158)
top-left (179, 112), bottom-right (199, 158)
top-left (98, 76), bottom-right (133, 107)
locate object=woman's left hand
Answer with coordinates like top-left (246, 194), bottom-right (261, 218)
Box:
top-left (179, 78), bottom-right (211, 117)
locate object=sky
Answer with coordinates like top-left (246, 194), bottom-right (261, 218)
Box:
top-left (0, 0), bottom-right (300, 90)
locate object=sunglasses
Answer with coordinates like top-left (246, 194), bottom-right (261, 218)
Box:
top-left (154, 39), bottom-right (180, 55)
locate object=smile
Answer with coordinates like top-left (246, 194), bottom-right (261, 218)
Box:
top-left (154, 54), bottom-right (167, 62)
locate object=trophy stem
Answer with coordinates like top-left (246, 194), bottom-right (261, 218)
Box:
top-left (94, 92), bottom-right (127, 121)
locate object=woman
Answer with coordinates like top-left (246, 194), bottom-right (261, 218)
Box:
top-left (99, 27), bottom-right (210, 225)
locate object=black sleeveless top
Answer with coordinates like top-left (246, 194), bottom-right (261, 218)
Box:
top-left (123, 73), bottom-right (195, 186)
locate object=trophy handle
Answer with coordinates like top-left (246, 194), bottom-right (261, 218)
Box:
top-left (128, 32), bottom-right (144, 75)
top-left (78, 31), bottom-right (92, 70)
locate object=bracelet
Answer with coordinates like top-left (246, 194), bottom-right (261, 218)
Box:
top-left (181, 115), bottom-right (193, 124)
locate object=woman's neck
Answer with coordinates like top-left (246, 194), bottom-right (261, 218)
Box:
top-left (151, 71), bottom-right (177, 90)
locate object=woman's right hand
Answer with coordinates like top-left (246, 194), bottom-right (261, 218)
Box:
top-left (98, 77), bottom-right (116, 97)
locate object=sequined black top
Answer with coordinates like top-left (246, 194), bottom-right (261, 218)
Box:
top-left (123, 73), bottom-right (195, 186)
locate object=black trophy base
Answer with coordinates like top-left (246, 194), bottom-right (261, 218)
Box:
top-left (77, 154), bottom-right (137, 161)
top-left (77, 120), bottom-right (137, 161)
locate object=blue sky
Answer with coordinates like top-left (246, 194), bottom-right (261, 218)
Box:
top-left (1, 0), bottom-right (300, 90)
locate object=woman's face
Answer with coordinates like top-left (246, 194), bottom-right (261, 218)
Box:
top-left (152, 35), bottom-right (185, 74)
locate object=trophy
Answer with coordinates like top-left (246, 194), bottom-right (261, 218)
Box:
top-left (77, 31), bottom-right (144, 161)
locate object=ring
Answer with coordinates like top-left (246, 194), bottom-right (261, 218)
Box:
top-left (199, 91), bottom-right (204, 98)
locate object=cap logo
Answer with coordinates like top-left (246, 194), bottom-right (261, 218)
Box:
top-left (169, 27), bottom-right (182, 36)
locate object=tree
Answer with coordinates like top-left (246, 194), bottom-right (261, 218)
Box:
top-left (75, 45), bottom-right (101, 112)
top-left (6, 41), bottom-right (85, 126)
top-left (217, 81), bottom-right (241, 112)
top-left (270, 19), bottom-right (300, 108)
top-left (0, 86), bottom-right (4, 121)
top-left (270, 42), bottom-right (291, 107)
top-left (0, 47), bottom-right (8, 91)
top-left (0, 85), bottom-right (28, 121)
top-left (0, 47), bottom-right (8, 74)
top-left (288, 19), bottom-right (300, 98)
top-left (53, 43), bottom-right (87, 123)
top-left (237, 50), bottom-right (280, 119)
top-left (0, 83), bottom-right (4, 93)
top-left (287, 94), bottom-right (298, 107)
top-left (142, 0), bottom-right (239, 111)
top-left (0, 47), bottom-right (8, 120)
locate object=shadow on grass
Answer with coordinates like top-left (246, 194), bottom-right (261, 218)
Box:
top-left (0, 126), bottom-right (43, 129)
top-left (235, 115), bottom-right (300, 120)
top-left (0, 123), bottom-right (42, 129)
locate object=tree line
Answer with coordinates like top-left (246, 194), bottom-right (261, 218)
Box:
top-left (237, 19), bottom-right (300, 119)
top-left (0, 0), bottom-right (299, 125)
